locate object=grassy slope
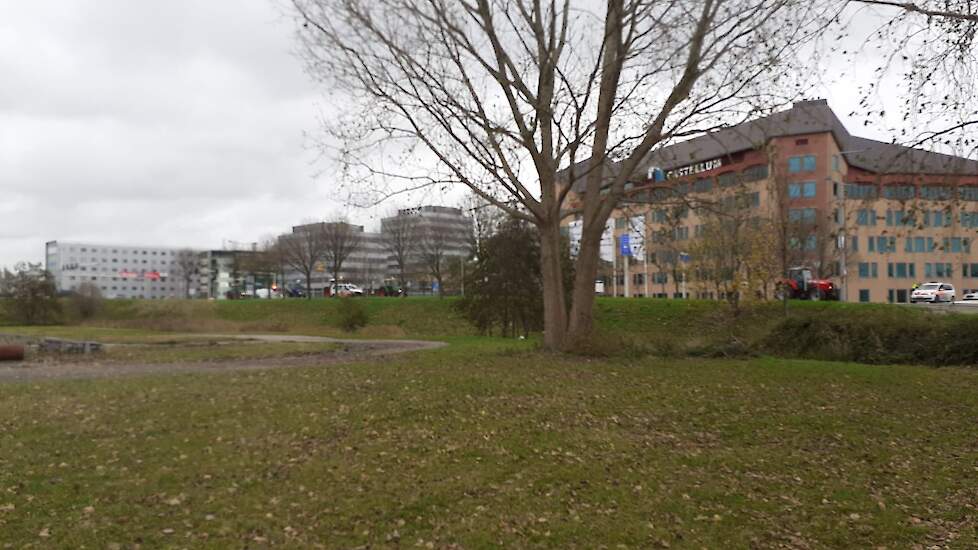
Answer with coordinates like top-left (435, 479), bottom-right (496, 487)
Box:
top-left (1, 339), bottom-right (977, 547)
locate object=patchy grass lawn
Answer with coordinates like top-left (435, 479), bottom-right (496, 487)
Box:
top-left (1, 338), bottom-right (976, 548)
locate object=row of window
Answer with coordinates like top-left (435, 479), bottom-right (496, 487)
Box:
top-left (66, 247), bottom-right (173, 256)
top-left (860, 235), bottom-right (971, 254)
top-left (856, 262), bottom-right (977, 279)
top-left (846, 184), bottom-right (978, 201)
top-left (856, 208), bottom-right (978, 228)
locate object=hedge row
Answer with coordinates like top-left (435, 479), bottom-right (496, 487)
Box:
top-left (762, 308), bottom-right (978, 367)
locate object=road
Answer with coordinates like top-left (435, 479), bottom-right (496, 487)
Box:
top-left (0, 334), bottom-right (446, 383)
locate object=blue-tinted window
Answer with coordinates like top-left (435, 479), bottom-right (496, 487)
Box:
top-left (920, 186), bottom-right (952, 200)
top-left (846, 184), bottom-right (878, 199)
top-left (788, 155), bottom-right (816, 173)
top-left (693, 178), bottom-right (713, 193)
top-left (788, 183), bottom-right (801, 198)
top-left (856, 209), bottom-right (876, 226)
top-left (882, 185), bottom-right (916, 200)
top-left (717, 172), bottom-right (737, 187)
top-left (741, 165), bottom-right (768, 182)
top-left (961, 187), bottom-right (978, 201)
top-left (859, 289), bottom-right (870, 302)
top-left (802, 181), bottom-right (816, 198)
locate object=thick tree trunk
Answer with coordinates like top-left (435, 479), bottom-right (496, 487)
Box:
top-left (539, 221), bottom-right (568, 350)
top-left (566, 224), bottom-right (603, 349)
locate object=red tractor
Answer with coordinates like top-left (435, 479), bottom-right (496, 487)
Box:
top-left (780, 267), bottom-right (839, 301)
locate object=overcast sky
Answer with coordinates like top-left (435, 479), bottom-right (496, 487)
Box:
top-left (1, 1), bottom-right (899, 269)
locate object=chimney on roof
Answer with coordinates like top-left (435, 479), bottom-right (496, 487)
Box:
top-left (792, 99), bottom-right (828, 109)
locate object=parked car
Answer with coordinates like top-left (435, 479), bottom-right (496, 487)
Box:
top-left (330, 283), bottom-right (365, 297)
top-left (962, 290), bottom-right (978, 301)
top-left (255, 287), bottom-right (281, 299)
top-left (911, 282), bottom-right (955, 303)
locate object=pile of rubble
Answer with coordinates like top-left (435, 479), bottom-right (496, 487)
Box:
top-left (0, 334), bottom-right (103, 362)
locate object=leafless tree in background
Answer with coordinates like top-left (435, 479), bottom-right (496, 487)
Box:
top-left (292, 0), bottom-right (839, 349)
top-left (173, 249), bottom-right (199, 299)
top-left (847, 0), bottom-right (977, 162)
top-left (381, 213), bottom-right (418, 295)
top-left (279, 222), bottom-right (328, 299)
top-left (322, 220), bottom-right (363, 292)
top-left (419, 228), bottom-right (450, 297)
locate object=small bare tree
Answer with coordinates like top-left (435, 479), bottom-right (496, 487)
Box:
top-left (173, 249), bottom-right (199, 299)
top-left (381, 213), bottom-right (418, 295)
top-left (279, 222), bottom-right (329, 299)
top-left (322, 220), bottom-right (363, 292)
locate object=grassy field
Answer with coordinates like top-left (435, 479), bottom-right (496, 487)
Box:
top-left (1, 298), bottom-right (977, 547)
top-left (1, 337), bottom-right (977, 547)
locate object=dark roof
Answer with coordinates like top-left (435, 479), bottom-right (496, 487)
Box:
top-left (626, 100), bottom-right (978, 183)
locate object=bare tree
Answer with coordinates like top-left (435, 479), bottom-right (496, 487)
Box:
top-left (847, 0), bottom-right (977, 163)
top-left (322, 220), bottom-right (363, 292)
top-left (173, 249), bottom-right (199, 299)
top-left (419, 228), bottom-right (450, 297)
top-left (292, 0), bottom-right (839, 349)
top-left (279, 222), bottom-right (329, 299)
top-left (381, 213), bottom-right (419, 295)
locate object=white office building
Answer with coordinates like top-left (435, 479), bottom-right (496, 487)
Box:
top-left (45, 241), bottom-right (191, 299)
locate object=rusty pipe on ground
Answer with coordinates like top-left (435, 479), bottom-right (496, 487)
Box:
top-left (0, 345), bottom-right (26, 361)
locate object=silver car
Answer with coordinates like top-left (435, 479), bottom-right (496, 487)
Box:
top-left (911, 282), bottom-right (955, 303)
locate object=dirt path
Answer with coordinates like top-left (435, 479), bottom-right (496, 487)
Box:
top-left (0, 335), bottom-right (446, 383)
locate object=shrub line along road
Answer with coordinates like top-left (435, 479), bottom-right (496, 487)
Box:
top-left (0, 334), bottom-right (446, 383)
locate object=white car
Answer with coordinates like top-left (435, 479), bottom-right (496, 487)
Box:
top-left (911, 282), bottom-right (955, 303)
top-left (962, 291), bottom-right (978, 301)
top-left (330, 283), bottom-right (365, 297)
top-left (255, 288), bottom-right (281, 299)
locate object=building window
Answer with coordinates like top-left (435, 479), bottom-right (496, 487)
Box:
top-left (788, 208), bottom-right (817, 223)
top-left (741, 164), bottom-right (769, 182)
top-left (856, 209), bottom-right (877, 226)
top-left (693, 177), bottom-right (713, 193)
top-left (788, 154), bottom-right (816, 173)
top-left (846, 183), bottom-right (878, 199)
top-left (960, 186), bottom-right (978, 201)
top-left (960, 212), bottom-right (978, 228)
top-left (869, 236), bottom-right (897, 253)
top-left (882, 184), bottom-right (916, 200)
top-left (920, 186), bottom-right (952, 200)
top-left (832, 155), bottom-right (840, 172)
top-left (964, 263), bottom-right (978, 277)
top-left (926, 262), bottom-right (953, 278)
top-left (859, 289), bottom-right (870, 302)
top-left (944, 237), bottom-right (970, 254)
top-left (862, 262), bottom-right (873, 277)
top-left (717, 172), bottom-right (737, 187)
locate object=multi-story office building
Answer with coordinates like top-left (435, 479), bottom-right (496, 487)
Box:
top-left (380, 206), bottom-right (473, 292)
top-left (280, 206), bottom-right (474, 295)
top-left (44, 241), bottom-right (190, 299)
top-left (565, 100), bottom-right (978, 303)
top-left (283, 222), bottom-right (388, 295)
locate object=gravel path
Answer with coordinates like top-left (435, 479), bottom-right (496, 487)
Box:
top-left (0, 335), bottom-right (446, 383)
